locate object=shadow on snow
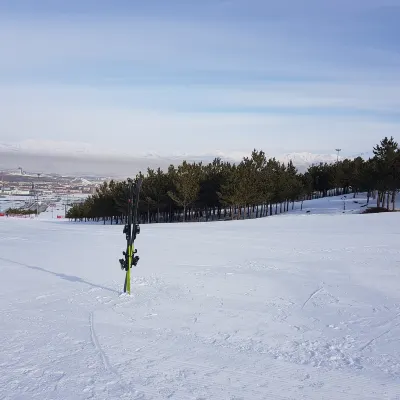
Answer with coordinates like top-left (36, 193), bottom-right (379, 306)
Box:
top-left (0, 256), bottom-right (119, 294)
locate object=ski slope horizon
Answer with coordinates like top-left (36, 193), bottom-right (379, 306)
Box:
top-left (1, 194), bottom-right (400, 399)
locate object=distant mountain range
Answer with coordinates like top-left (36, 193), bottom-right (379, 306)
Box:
top-left (0, 141), bottom-right (93, 155)
top-left (0, 141), bottom-right (370, 176)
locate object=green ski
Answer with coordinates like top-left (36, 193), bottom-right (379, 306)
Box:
top-left (119, 177), bottom-right (143, 294)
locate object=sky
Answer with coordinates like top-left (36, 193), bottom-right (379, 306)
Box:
top-left (1, 0), bottom-right (400, 160)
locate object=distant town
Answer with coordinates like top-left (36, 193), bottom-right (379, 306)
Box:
top-left (0, 168), bottom-right (109, 216)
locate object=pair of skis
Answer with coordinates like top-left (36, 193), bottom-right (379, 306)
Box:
top-left (119, 177), bottom-right (143, 294)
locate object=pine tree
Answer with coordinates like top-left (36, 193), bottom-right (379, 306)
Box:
top-left (167, 161), bottom-right (201, 221)
top-left (373, 136), bottom-right (399, 209)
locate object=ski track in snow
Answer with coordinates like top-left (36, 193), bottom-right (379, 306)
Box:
top-left (89, 311), bottom-right (115, 374)
top-left (1, 194), bottom-right (400, 399)
top-left (359, 321), bottom-right (400, 352)
top-left (301, 287), bottom-right (324, 309)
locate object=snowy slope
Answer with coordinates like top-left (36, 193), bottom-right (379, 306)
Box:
top-left (1, 198), bottom-right (400, 399)
top-left (288, 193), bottom-right (372, 215)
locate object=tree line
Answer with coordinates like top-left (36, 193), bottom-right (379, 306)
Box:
top-left (5, 208), bottom-right (37, 216)
top-left (66, 136), bottom-right (400, 224)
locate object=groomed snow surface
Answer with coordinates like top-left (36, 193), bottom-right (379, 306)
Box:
top-left (1, 194), bottom-right (400, 399)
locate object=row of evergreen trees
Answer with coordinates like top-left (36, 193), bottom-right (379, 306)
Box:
top-left (5, 208), bottom-right (37, 216)
top-left (66, 137), bottom-right (400, 224)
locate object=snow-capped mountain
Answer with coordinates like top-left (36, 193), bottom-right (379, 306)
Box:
top-left (0, 140), bottom-right (366, 175)
top-left (0, 140), bottom-right (94, 156)
top-left (71, 177), bottom-right (92, 186)
top-left (0, 141), bottom-right (339, 163)
top-left (181, 151), bottom-right (343, 170)
top-left (275, 152), bottom-right (343, 171)
top-left (0, 143), bottom-right (21, 153)
top-left (278, 152), bottom-right (340, 165)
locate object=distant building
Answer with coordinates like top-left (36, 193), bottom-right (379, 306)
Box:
top-left (10, 190), bottom-right (31, 195)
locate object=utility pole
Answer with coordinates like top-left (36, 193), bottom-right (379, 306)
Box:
top-left (65, 190), bottom-right (70, 216)
top-left (36, 173), bottom-right (41, 216)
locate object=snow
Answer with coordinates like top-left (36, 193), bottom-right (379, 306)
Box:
top-left (278, 152), bottom-right (342, 169)
top-left (1, 195), bottom-right (400, 399)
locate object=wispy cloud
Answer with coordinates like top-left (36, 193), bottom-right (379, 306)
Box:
top-left (2, 90), bottom-right (398, 157)
top-left (0, 0), bottom-right (399, 159)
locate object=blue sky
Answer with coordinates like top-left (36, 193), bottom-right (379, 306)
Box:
top-left (1, 0), bottom-right (400, 159)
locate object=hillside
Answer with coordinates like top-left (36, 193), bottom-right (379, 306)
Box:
top-left (0, 196), bottom-right (400, 399)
